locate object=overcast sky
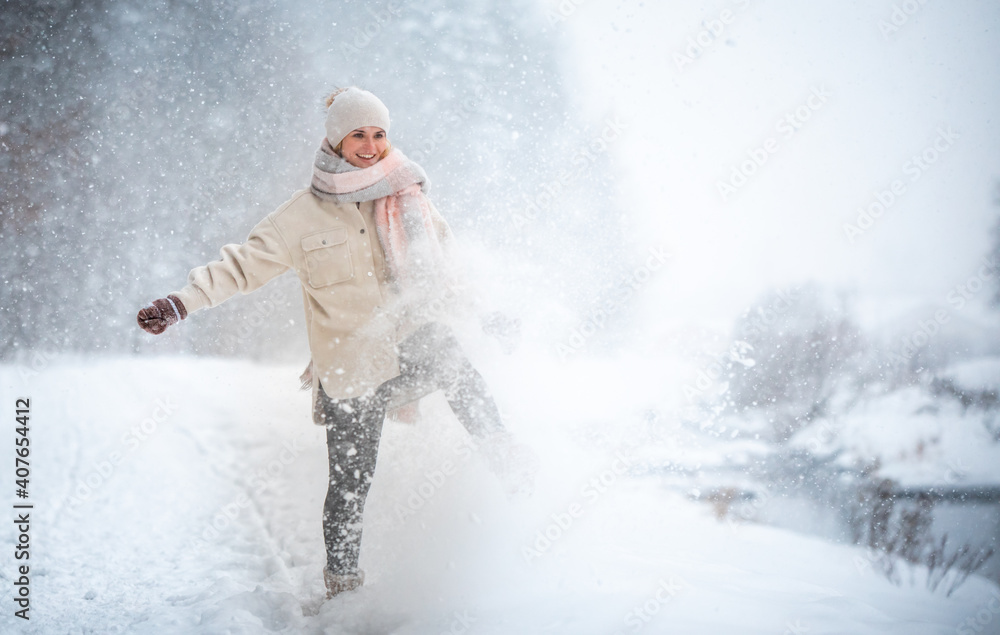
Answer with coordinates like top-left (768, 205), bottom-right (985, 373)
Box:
top-left (558, 0), bottom-right (1000, 330)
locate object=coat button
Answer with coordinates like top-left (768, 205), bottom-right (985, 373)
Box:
top-left (360, 228), bottom-right (366, 234)
top-left (322, 239), bottom-right (327, 245)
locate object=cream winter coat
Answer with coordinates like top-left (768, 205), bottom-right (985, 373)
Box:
top-left (171, 188), bottom-right (453, 400)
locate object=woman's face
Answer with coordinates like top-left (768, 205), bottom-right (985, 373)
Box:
top-left (339, 126), bottom-right (388, 168)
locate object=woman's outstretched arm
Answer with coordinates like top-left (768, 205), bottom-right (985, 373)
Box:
top-left (137, 213), bottom-right (293, 334)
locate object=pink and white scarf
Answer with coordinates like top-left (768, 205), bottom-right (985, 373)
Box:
top-left (311, 140), bottom-right (446, 288)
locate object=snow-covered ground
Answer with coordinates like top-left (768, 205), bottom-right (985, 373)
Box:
top-left (4, 1), bottom-right (1000, 633)
top-left (1, 356), bottom-right (998, 634)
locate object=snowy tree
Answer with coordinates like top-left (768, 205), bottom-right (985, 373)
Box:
top-left (1, 0), bottom-right (112, 357)
top-left (727, 284), bottom-right (865, 441)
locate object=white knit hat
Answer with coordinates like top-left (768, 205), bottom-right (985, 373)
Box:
top-left (324, 87), bottom-right (391, 146)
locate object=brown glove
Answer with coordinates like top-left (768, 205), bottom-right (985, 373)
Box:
top-left (137, 295), bottom-right (187, 335)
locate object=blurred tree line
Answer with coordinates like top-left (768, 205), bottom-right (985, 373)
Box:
top-left (1, 0), bottom-right (309, 360)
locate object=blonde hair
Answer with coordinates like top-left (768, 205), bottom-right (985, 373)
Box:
top-left (324, 87), bottom-right (392, 160)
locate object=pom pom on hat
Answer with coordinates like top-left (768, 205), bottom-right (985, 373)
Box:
top-left (324, 87), bottom-right (391, 147)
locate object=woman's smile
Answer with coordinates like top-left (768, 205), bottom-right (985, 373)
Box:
top-left (340, 126), bottom-right (387, 168)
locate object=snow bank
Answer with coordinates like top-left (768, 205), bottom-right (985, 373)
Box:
top-left (0, 356), bottom-right (997, 634)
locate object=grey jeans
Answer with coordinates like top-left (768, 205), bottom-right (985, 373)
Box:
top-left (316, 322), bottom-right (503, 575)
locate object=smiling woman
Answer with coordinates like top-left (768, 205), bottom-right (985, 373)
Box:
top-left (322, 87), bottom-right (392, 167)
top-left (338, 127), bottom-right (390, 166)
top-left (135, 85), bottom-right (537, 601)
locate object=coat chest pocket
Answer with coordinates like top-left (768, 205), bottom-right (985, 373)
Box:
top-left (301, 228), bottom-right (354, 288)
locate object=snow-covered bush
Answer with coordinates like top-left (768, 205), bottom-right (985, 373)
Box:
top-left (929, 376), bottom-right (1000, 441)
top-left (726, 284), bottom-right (865, 442)
top-left (847, 478), bottom-right (995, 596)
